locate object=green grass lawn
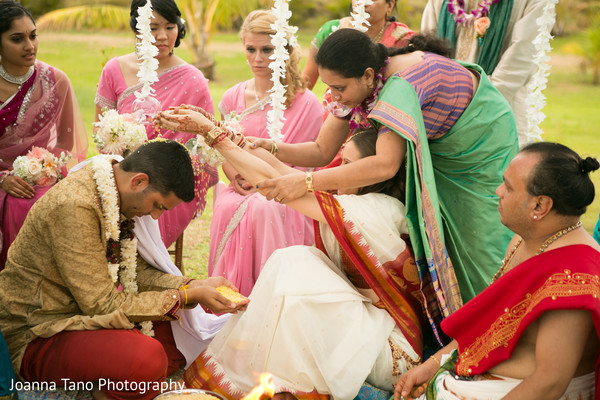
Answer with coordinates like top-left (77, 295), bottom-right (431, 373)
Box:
top-left (37, 30), bottom-right (600, 276)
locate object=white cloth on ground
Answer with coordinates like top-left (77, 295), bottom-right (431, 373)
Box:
top-left (419, 370), bottom-right (595, 400)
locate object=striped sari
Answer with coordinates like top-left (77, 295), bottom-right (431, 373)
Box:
top-left (369, 53), bottom-right (518, 343)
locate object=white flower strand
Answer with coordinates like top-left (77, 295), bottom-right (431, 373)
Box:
top-left (350, 0), bottom-right (373, 32)
top-left (135, 0), bottom-right (159, 100)
top-left (91, 157), bottom-right (120, 242)
top-left (267, 0), bottom-right (298, 142)
top-left (91, 157), bottom-right (153, 336)
top-left (524, 0), bottom-right (558, 143)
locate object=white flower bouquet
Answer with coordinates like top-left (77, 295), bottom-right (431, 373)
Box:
top-left (12, 146), bottom-right (71, 186)
top-left (93, 108), bottom-right (147, 156)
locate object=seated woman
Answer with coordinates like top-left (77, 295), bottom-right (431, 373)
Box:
top-left (95, 0), bottom-right (217, 248)
top-left (155, 107), bottom-right (425, 398)
top-left (210, 10), bottom-right (323, 296)
top-left (251, 29), bottom-right (519, 342)
top-left (0, 0), bottom-right (88, 270)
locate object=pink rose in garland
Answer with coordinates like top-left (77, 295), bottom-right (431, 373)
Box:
top-left (474, 16), bottom-right (491, 38)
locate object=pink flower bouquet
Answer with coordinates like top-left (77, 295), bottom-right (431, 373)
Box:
top-left (12, 147), bottom-right (71, 186)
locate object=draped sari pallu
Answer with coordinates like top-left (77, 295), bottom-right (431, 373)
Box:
top-left (369, 62), bottom-right (518, 343)
top-left (314, 191), bottom-right (424, 355)
top-left (441, 245), bottom-right (600, 400)
top-left (0, 61), bottom-right (88, 270)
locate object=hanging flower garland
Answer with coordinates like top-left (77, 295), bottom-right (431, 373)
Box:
top-left (132, 0), bottom-right (161, 125)
top-left (350, 0), bottom-right (373, 32)
top-left (446, 0), bottom-right (501, 25)
top-left (524, 0), bottom-right (557, 143)
top-left (91, 156), bottom-right (154, 337)
top-left (267, 0), bottom-right (298, 142)
top-left (134, 0), bottom-right (159, 100)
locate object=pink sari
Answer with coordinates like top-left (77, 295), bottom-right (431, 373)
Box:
top-left (208, 82), bottom-right (323, 296)
top-left (0, 61), bottom-right (88, 269)
top-left (96, 57), bottom-right (218, 247)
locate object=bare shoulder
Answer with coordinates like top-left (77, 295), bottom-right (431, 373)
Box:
top-left (550, 228), bottom-right (600, 253)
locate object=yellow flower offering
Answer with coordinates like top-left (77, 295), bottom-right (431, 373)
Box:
top-left (216, 285), bottom-right (248, 304)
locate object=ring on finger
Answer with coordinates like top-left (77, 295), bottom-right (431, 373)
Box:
top-left (275, 196), bottom-right (282, 202)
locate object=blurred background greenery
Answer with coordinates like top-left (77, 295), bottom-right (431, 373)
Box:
top-left (25, 0), bottom-right (600, 277)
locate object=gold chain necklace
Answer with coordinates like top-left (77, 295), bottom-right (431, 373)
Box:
top-left (491, 221), bottom-right (582, 282)
top-left (372, 22), bottom-right (387, 43)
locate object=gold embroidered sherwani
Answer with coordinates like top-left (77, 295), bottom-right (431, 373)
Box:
top-left (0, 165), bottom-right (187, 376)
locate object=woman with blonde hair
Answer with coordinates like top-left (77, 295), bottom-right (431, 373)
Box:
top-left (208, 9), bottom-right (323, 296)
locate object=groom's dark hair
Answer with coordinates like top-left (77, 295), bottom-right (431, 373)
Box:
top-left (120, 140), bottom-right (195, 202)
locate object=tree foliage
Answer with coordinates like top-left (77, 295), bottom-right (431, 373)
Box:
top-left (20, 0), bottom-right (63, 18)
top-left (37, 5), bottom-right (130, 31)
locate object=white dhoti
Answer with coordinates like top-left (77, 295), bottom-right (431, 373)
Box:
top-left (421, 370), bottom-right (595, 400)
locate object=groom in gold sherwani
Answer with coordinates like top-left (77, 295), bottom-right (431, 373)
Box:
top-left (0, 140), bottom-right (245, 399)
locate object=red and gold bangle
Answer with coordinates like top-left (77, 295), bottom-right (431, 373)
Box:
top-left (212, 132), bottom-right (228, 147)
top-left (236, 134), bottom-right (247, 149)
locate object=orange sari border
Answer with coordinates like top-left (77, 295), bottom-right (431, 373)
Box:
top-left (184, 351), bottom-right (331, 400)
top-left (314, 191), bottom-right (424, 354)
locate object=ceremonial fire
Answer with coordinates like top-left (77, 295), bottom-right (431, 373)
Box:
top-left (241, 374), bottom-right (275, 400)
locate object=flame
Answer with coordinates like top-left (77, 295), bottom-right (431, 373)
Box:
top-left (241, 373), bottom-right (275, 400)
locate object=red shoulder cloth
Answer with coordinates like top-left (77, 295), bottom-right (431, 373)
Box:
top-left (442, 245), bottom-right (600, 398)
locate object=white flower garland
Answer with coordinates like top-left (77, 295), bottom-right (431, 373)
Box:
top-left (524, 0), bottom-right (558, 143)
top-left (267, 0), bottom-right (298, 142)
top-left (135, 0), bottom-right (159, 101)
top-left (91, 157), bottom-right (153, 337)
top-left (350, 0), bottom-right (373, 32)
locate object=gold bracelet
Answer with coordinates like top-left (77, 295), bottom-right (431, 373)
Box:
top-left (179, 285), bottom-right (189, 308)
top-left (270, 140), bottom-right (279, 156)
top-left (305, 171), bottom-right (314, 193)
top-left (205, 126), bottom-right (225, 147)
top-left (429, 354), bottom-right (441, 367)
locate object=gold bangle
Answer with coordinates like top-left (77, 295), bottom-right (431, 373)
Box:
top-left (179, 285), bottom-right (189, 308)
top-left (305, 171), bottom-right (314, 193)
top-left (429, 354), bottom-right (441, 367)
top-left (270, 141), bottom-right (279, 156)
top-left (205, 126), bottom-right (224, 147)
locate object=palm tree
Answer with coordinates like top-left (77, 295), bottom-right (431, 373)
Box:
top-left (37, 5), bottom-right (131, 31)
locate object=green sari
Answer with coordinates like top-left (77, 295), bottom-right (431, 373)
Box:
top-left (369, 62), bottom-right (518, 342)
